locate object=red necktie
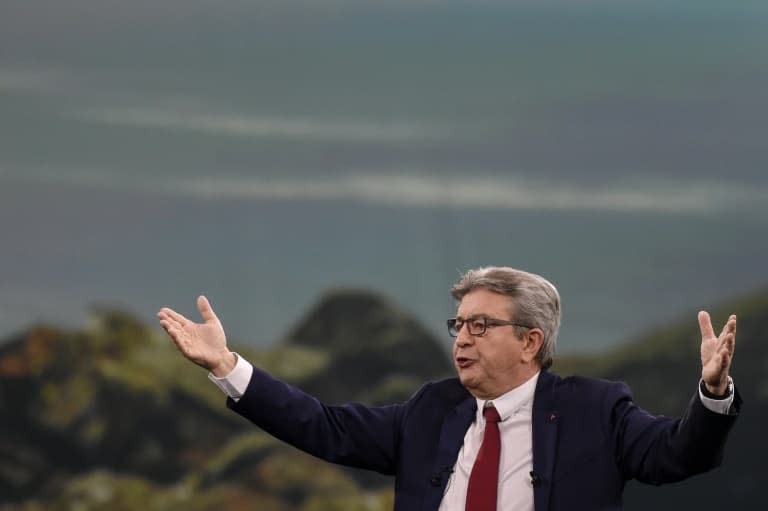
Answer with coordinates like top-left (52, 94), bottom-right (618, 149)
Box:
top-left (466, 405), bottom-right (502, 511)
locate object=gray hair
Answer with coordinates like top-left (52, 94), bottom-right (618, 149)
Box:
top-left (450, 266), bottom-right (561, 369)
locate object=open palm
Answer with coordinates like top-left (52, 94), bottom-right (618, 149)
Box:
top-left (699, 311), bottom-right (737, 394)
top-left (158, 295), bottom-right (230, 373)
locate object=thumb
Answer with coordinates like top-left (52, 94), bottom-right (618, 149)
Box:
top-left (197, 295), bottom-right (219, 323)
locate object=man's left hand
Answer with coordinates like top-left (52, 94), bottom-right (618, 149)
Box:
top-left (699, 311), bottom-right (737, 396)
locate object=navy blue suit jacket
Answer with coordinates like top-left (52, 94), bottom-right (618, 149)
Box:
top-left (228, 368), bottom-right (739, 510)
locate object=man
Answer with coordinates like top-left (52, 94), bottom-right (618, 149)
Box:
top-left (158, 266), bottom-right (739, 510)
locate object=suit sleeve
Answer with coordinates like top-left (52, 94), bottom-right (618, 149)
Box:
top-left (605, 381), bottom-right (741, 485)
top-left (226, 366), bottom-right (407, 475)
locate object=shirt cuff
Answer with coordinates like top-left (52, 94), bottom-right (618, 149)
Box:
top-left (207, 353), bottom-right (253, 402)
top-left (698, 377), bottom-right (735, 415)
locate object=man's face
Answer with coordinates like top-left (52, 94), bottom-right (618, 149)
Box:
top-left (453, 288), bottom-right (529, 399)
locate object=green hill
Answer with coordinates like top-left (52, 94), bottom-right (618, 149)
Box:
top-left (0, 290), bottom-right (449, 510)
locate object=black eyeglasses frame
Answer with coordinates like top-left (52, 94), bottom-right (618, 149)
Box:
top-left (446, 316), bottom-right (535, 337)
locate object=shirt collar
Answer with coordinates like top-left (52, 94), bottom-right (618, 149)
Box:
top-left (475, 371), bottom-right (540, 422)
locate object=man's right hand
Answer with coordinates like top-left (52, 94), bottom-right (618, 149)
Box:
top-left (158, 295), bottom-right (236, 377)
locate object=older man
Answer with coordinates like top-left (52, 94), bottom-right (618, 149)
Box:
top-left (158, 267), bottom-right (739, 510)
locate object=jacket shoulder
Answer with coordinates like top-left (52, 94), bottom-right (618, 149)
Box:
top-left (542, 371), bottom-right (632, 407)
top-left (550, 371), bottom-right (628, 391)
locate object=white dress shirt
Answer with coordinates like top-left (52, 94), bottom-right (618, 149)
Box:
top-left (438, 372), bottom-right (540, 511)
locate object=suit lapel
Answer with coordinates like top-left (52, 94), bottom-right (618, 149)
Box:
top-left (423, 395), bottom-right (477, 511)
top-left (532, 370), bottom-right (560, 511)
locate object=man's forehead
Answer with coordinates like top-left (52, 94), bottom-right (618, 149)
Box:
top-left (457, 288), bottom-right (514, 316)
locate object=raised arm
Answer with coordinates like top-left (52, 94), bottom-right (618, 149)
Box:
top-left (612, 311), bottom-right (740, 484)
top-left (157, 296), bottom-right (403, 474)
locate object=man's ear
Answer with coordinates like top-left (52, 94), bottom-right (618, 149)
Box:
top-left (521, 328), bottom-right (545, 364)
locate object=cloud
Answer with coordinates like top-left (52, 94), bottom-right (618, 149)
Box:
top-left (69, 106), bottom-right (456, 143)
top-left (3, 164), bottom-right (764, 214)
top-left (172, 174), bottom-right (763, 214)
top-left (0, 67), bottom-right (72, 94)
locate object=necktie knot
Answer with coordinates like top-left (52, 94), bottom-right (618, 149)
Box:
top-left (483, 405), bottom-right (501, 424)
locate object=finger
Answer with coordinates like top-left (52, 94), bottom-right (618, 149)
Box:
top-left (159, 320), bottom-right (182, 344)
top-left (163, 323), bottom-right (196, 356)
top-left (160, 318), bottom-right (185, 339)
top-left (719, 315), bottom-right (737, 338)
top-left (717, 317), bottom-right (738, 349)
top-left (724, 331), bottom-right (736, 356)
top-left (698, 311), bottom-right (715, 339)
top-left (717, 335), bottom-right (734, 367)
top-left (197, 295), bottom-right (219, 323)
top-left (157, 310), bottom-right (174, 325)
top-left (158, 312), bottom-right (185, 333)
top-left (716, 333), bottom-right (727, 352)
top-left (159, 307), bottom-right (192, 328)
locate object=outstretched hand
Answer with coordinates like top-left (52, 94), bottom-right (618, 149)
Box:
top-left (158, 296), bottom-right (236, 377)
top-left (699, 311), bottom-right (737, 396)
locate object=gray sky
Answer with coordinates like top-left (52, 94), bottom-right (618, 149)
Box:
top-left (2, 0), bottom-right (766, 349)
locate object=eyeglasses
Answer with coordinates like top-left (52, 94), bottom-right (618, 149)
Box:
top-left (447, 316), bottom-right (534, 337)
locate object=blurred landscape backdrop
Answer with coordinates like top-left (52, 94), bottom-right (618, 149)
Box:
top-left (1, 0), bottom-right (766, 509)
top-left (1, 290), bottom-right (766, 510)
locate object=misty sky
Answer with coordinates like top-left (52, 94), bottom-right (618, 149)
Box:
top-left (1, 0), bottom-right (766, 350)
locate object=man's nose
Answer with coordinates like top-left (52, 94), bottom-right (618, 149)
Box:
top-left (454, 327), bottom-right (474, 348)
